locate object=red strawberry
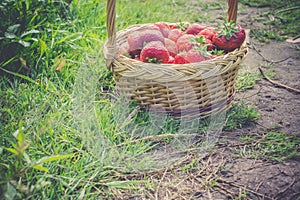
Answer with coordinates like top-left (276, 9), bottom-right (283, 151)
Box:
top-left (204, 39), bottom-right (215, 51)
top-left (210, 55), bottom-right (217, 60)
top-left (185, 49), bottom-right (207, 63)
top-left (164, 38), bottom-right (178, 57)
top-left (127, 29), bottom-right (164, 56)
top-left (169, 22), bottom-right (191, 31)
top-left (168, 56), bottom-right (175, 64)
top-left (168, 29), bottom-right (184, 42)
top-left (140, 41), bottom-right (170, 64)
top-left (198, 27), bottom-right (217, 41)
top-left (176, 34), bottom-right (195, 52)
top-left (186, 23), bottom-right (205, 35)
top-left (184, 35), bottom-right (214, 52)
top-left (174, 53), bottom-right (189, 64)
top-left (169, 24), bottom-right (178, 29)
top-left (212, 22), bottom-right (246, 51)
top-left (154, 22), bottom-right (170, 38)
top-left (174, 50), bottom-right (208, 64)
top-left (176, 37), bottom-right (212, 64)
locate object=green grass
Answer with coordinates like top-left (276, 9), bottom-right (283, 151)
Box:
top-left (0, 1), bottom-right (232, 198)
top-left (237, 132), bottom-right (300, 161)
top-left (0, 0), bottom-right (298, 199)
top-left (236, 70), bottom-right (262, 92)
top-left (225, 102), bottom-right (260, 130)
top-left (236, 63), bottom-right (277, 92)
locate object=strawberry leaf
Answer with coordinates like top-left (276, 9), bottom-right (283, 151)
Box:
top-left (216, 20), bottom-right (239, 40)
top-left (210, 49), bottom-right (224, 56)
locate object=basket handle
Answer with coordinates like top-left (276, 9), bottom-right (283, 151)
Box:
top-left (105, 0), bottom-right (238, 69)
top-left (228, 0), bottom-right (238, 22)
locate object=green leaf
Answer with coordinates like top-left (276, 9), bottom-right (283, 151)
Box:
top-left (39, 39), bottom-right (47, 55)
top-left (7, 24), bottom-right (20, 34)
top-left (15, 128), bottom-right (24, 147)
top-left (30, 38), bottom-right (38, 42)
top-left (18, 40), bottom-right (31, 47)
top-left (13, 127), bottom-right (22, 138)
top-left (3, 147), bottom-right (19, 156)
top-left (104, 180), bottom-right (143, 190)
top-left (4, 182), bottom-right (17, 200)
top-left (25, 0), bottom-right (30, 10)
top-left (0, 162), bottom-right (10, 170)
top-left (0, 57), bottom-right (17, 67)
top-left (23, 152), bottom-right (31, 164)
top-left (56, 32), bottom-right (83, 45)
top-left (4, 32), bottom-right (16, 39)
top-left (216, 20), bottom-right (239, 40)
top-left (35, 154), bottom-right (73, 164)
top-left (32, 165), bottom-right (49, 173)
top-left (0, 67), bottom-right (40, 85)
top-left (20, 29), bottom-right (40, 38)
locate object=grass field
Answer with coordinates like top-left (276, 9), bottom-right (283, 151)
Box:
top-left (1, 0), bottom-right (299, 199)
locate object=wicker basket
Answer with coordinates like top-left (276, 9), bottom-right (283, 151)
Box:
top-left (104, 0), bottom-right (248, 118)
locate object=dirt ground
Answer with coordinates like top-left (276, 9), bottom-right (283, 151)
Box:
top-left (112, 4), bottom-right (300, 200)
top-left (149, 35), bottom-right (300, 199)
top-left (211, 10), bottom-right (300, 198)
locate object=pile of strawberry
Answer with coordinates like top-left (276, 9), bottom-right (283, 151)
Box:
top-left (119, 21), bottom-right (246, 64)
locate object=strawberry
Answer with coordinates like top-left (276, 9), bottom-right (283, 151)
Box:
top-left (174, 53), bottom-right (188, 64)
top-left (169, 24), bottom-right (178, 30)
top-left (198, 27), bottom-right (217, 41)
top-left (168, 29), bottom-right (184, 42)
top-left (164, 38), bottom-right (178, 57)
top-left (186, 38), bottom-right (212, 63)
top-left (154, 22), bottom-right (170, 38)
top-left (205, 39), bottom-right (214, 51)
top-left (176, 34), bottom-right (196, 52)
top-left (174, 49), bottom-right (207, 64)
top-left (168, 56), bottom-right (175, 64)
top-left (186, 23), bottom-right (205, 35)
top-left (127, 29), bottom-right (164, 56)
top-left (140, 41), bottom-right (170, 64)
top-left (169, 22), bottom-right (190, 30)
top-left (185, 49), bottom-right (207, 63)
top-left (212, 21), bottom-right (246, 51)
top-left (210, 55), bottom-right (217, 60)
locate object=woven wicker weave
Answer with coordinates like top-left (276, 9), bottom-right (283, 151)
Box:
top-left (104, 0), bottom-right (248, 118)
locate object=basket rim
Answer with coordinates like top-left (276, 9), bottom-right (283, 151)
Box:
top-left (104, 21), bottom-right (248, 82)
